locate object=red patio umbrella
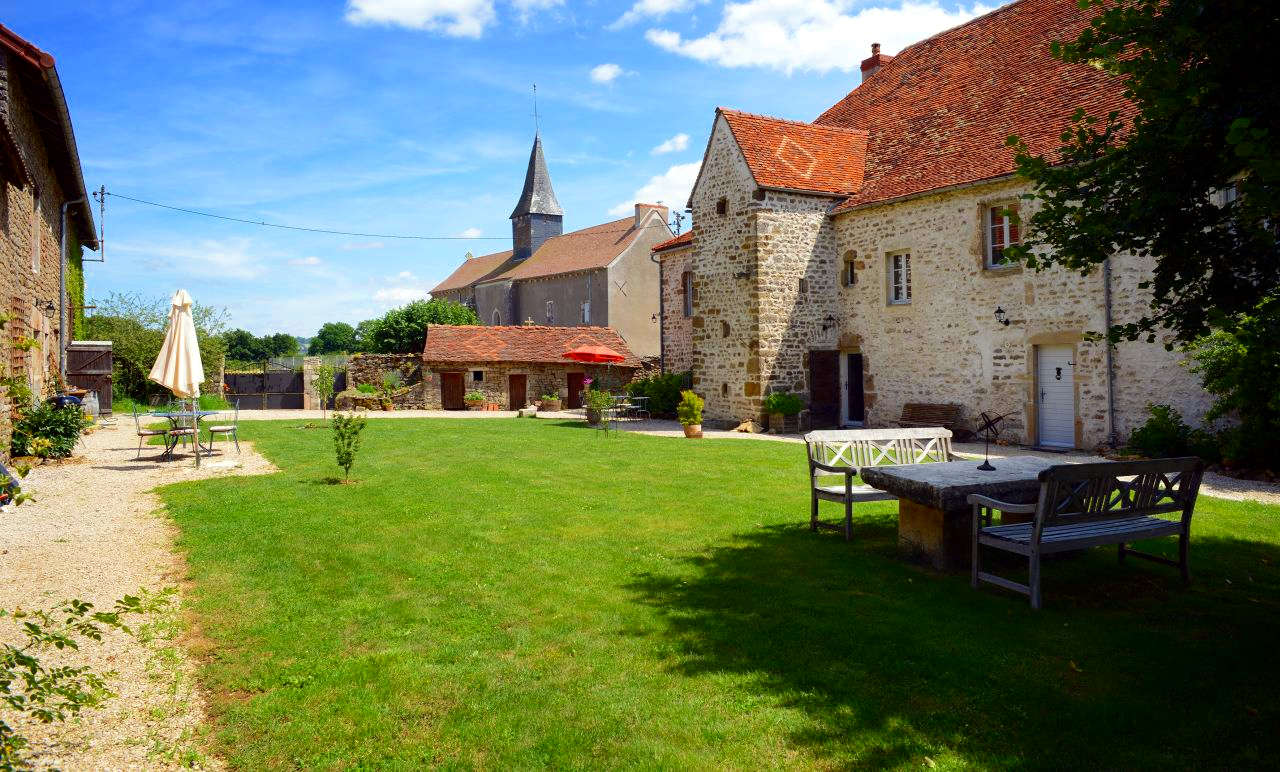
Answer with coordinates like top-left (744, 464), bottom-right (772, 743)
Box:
top-left (561, 344), bottom-right (625, 364)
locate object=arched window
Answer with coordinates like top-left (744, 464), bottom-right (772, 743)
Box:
top-left (491, 309), bottom-right (501, 325)
top-left (545, 300), bottom-right (555, 324)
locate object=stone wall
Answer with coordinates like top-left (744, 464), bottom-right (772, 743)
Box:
top-left (346, 353), bottom-right (423, 390)
top-left (0, 53), bottom-right (76, 457)
top-left (658, 244), bottom-right (694, 373)
top-left (420, 361), bottom-right (629, 409)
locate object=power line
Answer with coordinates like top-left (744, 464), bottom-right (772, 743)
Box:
top-left (105, 191), bottom-right (677, 242)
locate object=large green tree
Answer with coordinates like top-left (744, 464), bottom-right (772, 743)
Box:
top-left (308, 322), bottom-right (357, 355)
top-left (1006, 0), bottom-right (1278, 345)
top-left (361, 299), bottom-right (479, 354)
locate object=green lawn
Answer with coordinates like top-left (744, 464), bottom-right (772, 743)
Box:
top-left (158, 419), bottom-right (1280, 769)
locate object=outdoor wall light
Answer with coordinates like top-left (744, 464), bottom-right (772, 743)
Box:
top-left (651, 313), bottom-right (659, 323)
top-left (821, 314), bottom-right (838, 331)
top-left (994, 306), bottom-right (1011, 326)
top-left (35, 300), bottom-right (56, 318)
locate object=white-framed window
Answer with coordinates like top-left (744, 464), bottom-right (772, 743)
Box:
top-left (580, 300), bottom-right (591, 324)
top-left (545, 300), bottom-right (555, 324)
top-left (30, 192), bottom-right (40, 274)
top-left (985, 203), bottom-right (1020, 268)
top-left (887, 251), bottom-right (911, 305)
top-left (682, 271), bottom-right (694, 317)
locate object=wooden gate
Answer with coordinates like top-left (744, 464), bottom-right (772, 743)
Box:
top-left (224, 360), bottom-right (305, 409)
top-left (66, 341), bottom-right (113, 414)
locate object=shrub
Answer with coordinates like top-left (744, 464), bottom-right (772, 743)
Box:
top-left (584, 389), bottom-right (614, 412)
top-left (464, 390), bottom-right (486, 402)
top-left (625, 371), bottom-right (689, 418)
top-left (762, 391), bottom-right (804, 416)
top-left (676, 390), bottom-right (704, 426)
top-left (313, 363), bottom-right (337, 419)
top-left (331, 412), bottom-right (367, 480)
top-left (356, 383), bottom-right (376, 395)
top-left (11, 403), bottom-right (89, 458)
top-left (540, 393), bottom-right (558, 402)
top-left (1125, 403), bottom-right (1223, 463)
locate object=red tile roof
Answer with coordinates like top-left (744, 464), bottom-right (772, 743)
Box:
top-left (429, 249), bottom-right (514, 294)
top-left (423, 324), bottom-right (641, 367)
top-left (816, 0), bottom-right (1132, 211)
top-left (719, 109), bottom-right (868, 195)
top-left (652, 230), bottom-right (692, 253)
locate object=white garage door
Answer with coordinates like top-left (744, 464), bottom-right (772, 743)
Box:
top-left (1036, 345), bottom-right (1075, 448)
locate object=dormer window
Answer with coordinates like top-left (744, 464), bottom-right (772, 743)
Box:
top-left (986, 203), bottom-right (1020, 268)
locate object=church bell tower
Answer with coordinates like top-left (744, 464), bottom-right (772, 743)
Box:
top-left (510, 133), bottom-right (564, 261)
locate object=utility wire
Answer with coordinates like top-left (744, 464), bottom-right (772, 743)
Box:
top-left (106, 191), bottom-right (678, 242)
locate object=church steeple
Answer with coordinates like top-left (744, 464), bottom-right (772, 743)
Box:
top-left (510, 133), bottom-right (563, 261)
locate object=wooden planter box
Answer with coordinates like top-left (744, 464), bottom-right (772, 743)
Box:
top-left (540, 399), bottom-right (562, 412)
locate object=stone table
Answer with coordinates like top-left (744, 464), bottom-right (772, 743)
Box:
top-left (860, 457), bottom-right (1057, 570)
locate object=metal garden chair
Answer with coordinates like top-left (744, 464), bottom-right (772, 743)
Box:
top-left (132, 405), bottom-right (168, 459)
top-left (206, 401), bottom-right (240, 454)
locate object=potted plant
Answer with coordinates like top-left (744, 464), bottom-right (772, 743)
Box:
top-left (464, 390), bottom-right (486, 411)
top-left (762, 391), bottom-right (805, 434)
top-left (677, 390), bottom-right (704, 438)
top-left (540, 393), bottom-right (561, 411)
top-left (583, 388), bottom-right (614, 425)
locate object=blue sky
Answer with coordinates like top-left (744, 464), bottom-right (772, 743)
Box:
top-left (9, 0), bottom-right (991, 335)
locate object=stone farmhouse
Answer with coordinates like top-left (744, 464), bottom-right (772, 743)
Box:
top-left (0, 24), bottom-right (98, 454)
top-left (655, 0), bottom-right (1211, 449)
top-left (430, 134), bottom-right (673, 358)
top-left (421, 324), bottom-right (639, 410)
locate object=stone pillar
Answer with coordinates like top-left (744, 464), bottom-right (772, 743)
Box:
top-left (302, 356), bottom-right (320, 411)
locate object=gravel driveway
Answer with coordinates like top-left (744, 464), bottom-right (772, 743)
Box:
top-left (0, 420), bottom-right (274, 770)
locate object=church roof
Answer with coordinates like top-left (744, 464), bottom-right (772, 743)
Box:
top-left (492, 216), bottom-right (654, 281)
top-left (423, 324), bottom-right (640, 367)
top-left (429, 249), bottom-right (514, 294)
top-left (510, 133), bottom-right (563, 218)
top-left (718, 109), bottom-right (868, 196)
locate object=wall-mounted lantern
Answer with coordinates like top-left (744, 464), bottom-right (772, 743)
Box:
top-left (35, 300), bottom-right (56, 319)
top-left (994, 306), bottom-right (1011, 326)
top-left (821, 314), bottom-right (838, 332)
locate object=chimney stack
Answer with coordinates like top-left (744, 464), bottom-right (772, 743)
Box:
top-left (860, 42), bottom-right (893, 82)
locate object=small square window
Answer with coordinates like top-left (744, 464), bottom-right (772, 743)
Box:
top-left (472, 370), bottom-right (483, 382)
top-left (715, 198), bottom-right (728, 216)
top-left (887, 251), bottom-right (911, 305)
top-left (986, 203), bottom-right (1020, 268)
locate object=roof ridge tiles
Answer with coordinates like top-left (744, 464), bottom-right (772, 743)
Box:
top-left (717, 107), bottom-right (868, 135)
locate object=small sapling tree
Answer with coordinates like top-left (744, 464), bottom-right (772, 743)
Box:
top-left (331, 412), bottom-right (367, 481)
top-left (313, 363), bottom-right (337, 421)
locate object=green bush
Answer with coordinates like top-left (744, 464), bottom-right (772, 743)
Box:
top-left (677, 390), bottom-right (704, 426)
top-left (356, 384), bottom-right (376, 395)
top-left (761, 391), bottom-right (804, 416)
top-left (626, 371), bottom-right (689, 418)
top-left (584, 388), bottom-right (614, 412)
top-left (1126, 403), bottom-right (1222, 463)
top-left (331, 412), bottom-right (367, 480)
top-left (465, 390), bottom-right (486, 402)
top-left (12, 403), bottom-right (89, 458)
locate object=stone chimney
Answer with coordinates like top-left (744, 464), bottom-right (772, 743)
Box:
top-left (634, 203), bottom-right (670, 230)
top-left (860, 43), bottom-right (893, 82)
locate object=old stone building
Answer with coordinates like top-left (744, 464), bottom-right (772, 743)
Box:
top-left (0, 25), bottom-right (98, 454)
top-left (421, 324), bottom-right (639, 410)
top-left (661, 0), bottom-right (1211, 449)
top-left (431, 134), bottom-right (673, 358)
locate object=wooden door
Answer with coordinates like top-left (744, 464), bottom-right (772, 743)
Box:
top-left (567, 372), bottom-right (585, 409)
top-left (1036, 345), bottom-right (1075, 447)
top-left (66, 343), bottom-right (113, 414)
top-left (808, 350), bottom-right (840, 428)
top-left (845, 353), bottom-right (865, 424)
top-left (509, 374), bottom-right (527, 410)
top-left (441, 372), bottom-right (466, 410)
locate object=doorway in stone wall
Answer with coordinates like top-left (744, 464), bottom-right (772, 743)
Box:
top-left (808, 350), bottom-right (840, 428)
top-left (844, 352), bottom-right (865, 425)
top-left (509, 374), bottom-right (527, 410)
top-left (567, 372), bottom-right (585, 409)
top-left (441, 372), bottom-right (466, 410)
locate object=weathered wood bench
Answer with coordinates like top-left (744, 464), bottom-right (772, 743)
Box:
top-left (805, 428), bottom-right (955, 540)
top-left (969, 457), bottom-right (1204, 609)
top-left (897, 403), bottom-right (968, 439)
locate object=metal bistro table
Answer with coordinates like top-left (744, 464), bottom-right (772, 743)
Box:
top-left (861, 457), bottom-right (1057, 570)
top-left (150, 409), bottom-right (219, 466)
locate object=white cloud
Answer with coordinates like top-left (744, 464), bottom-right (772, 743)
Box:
top-left (652, 133), bottom-right (690, 155)
top-left (344, 0), bottom-right (496, 38)
top-left (510, 0), bottom-right (563, 21)
top-left (609, 161), bottom-right (701, 216)
top-left (289, 256), bottom-right (323, 266)
top-left (611, 0), bottom-right (701, 29)
top-left (374, 286), bottom-right (431, 304)
top-left (456, 227), bottom-right (483, 238)
top-left (112, 237), bottom-right (269, 281)
top-left (590, 63), bottom-right (624, 84)
top-left (646, 0), bottom-right (993, 74)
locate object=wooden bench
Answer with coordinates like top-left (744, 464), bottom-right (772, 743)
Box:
top-left (897, 403), bottom-right (968, 439)
top-left (969, 457), bottom-right (1204, 609)
top-left (804, 428), bottom-right (955, 540)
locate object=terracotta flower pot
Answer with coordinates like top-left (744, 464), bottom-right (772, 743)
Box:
top-left (586, 408), bottom-right (603, 425)
top-left (683, 423), bottom-right (702, 438)
top-left (541, 399), bottom-right (561, 412)
top-left (465, 401), bottom-right (484, 411)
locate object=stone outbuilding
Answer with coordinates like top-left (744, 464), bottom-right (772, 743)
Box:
top-left (421, 324), bottom-right (639, 410)
top-left (659, 0), bottom-right (1212, 449)
top-left (430, 133), bottom-right (673, 358)
top-left (1, 24), bottom-right (98, 454)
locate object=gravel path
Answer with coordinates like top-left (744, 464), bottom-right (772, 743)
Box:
top-left (0, 420), bottom-right (274, 770)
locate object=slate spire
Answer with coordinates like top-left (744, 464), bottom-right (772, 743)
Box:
top-left (510, 133), bottom-right (564, 218)
top-left (510, 133), bottom-right (564, 261)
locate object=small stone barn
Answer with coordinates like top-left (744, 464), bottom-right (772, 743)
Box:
top-left (421, 324), bottom-right (640, 410)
